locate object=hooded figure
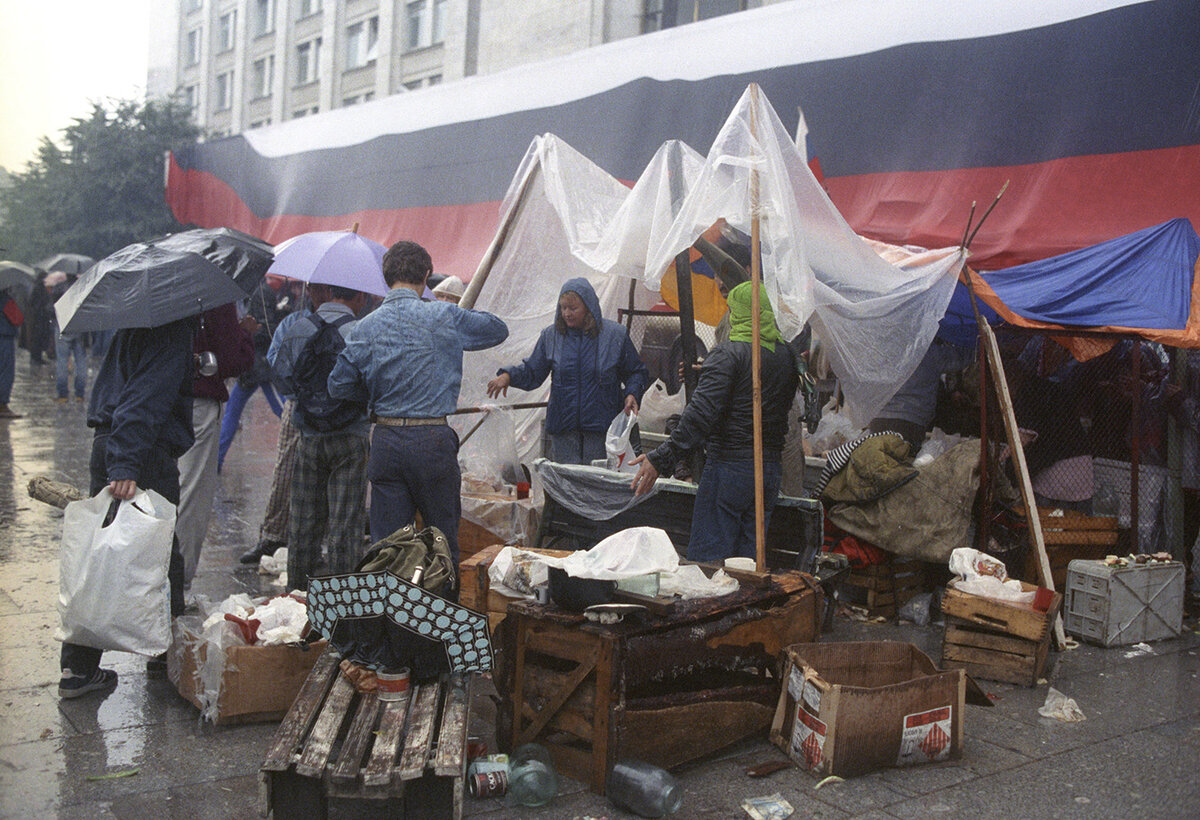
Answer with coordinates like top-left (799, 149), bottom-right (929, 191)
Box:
top-left (488, 277), bottom-right (649, 465)
top-left (630, 282), bottom-right (800, 562)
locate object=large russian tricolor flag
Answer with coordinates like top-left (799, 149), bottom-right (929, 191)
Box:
top-left (166, 0), bottom-right (1200, 276)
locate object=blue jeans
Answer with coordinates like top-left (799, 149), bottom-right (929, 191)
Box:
top-left (56, 334), bottom-right (88, 398)
top-left (0, 336), bottom-right (13, 405)
top-left (218, 380), bottom-right (283, 469)
top-left (687, 457), bottom-right (782, 563)
top-left (549, 431), bottom-right (608, 465)
top-left (368, 425), bottom-right (462, 566)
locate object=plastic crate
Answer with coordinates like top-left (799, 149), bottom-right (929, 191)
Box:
top-left (1063, 559), bottom-right (1184, 646)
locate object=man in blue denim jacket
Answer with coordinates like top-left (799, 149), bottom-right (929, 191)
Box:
top-left (329, 240), bottom-right (508, 574)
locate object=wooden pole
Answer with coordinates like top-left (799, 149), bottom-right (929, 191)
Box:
top-left (666, 141), bottom-right (700, 400)
top-left (460, 158), bottom-right (541, 310)
top-left (749, 84), bottom-right (767, 573)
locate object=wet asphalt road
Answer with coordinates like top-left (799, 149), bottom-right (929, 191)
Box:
top-left (1, 355), bottom-right (1199, 819)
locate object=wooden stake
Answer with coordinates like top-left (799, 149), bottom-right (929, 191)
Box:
top-left (460, 158), bottom-right (541, 310)
top-left (749, 84), bottom-right (766, 573)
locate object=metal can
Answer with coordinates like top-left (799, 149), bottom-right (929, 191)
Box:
top-left (469, 769), bottom-right (508, 798)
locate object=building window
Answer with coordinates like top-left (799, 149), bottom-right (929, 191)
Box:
top-left (252, 0), bottom-right (276, 37)
top-left (249, 118), bottom-right (272, 129)
top-left (295, 37), bottom-right (321, 84)
top-left (181, 84), bottom-right (199, 115)
top-left (345, 16), bottom-right (379, 68)
top-left (298, 0), bottom-right (322, 18)
top-left (432, 0), bottom-right (447, 44)
top-left (292, 105), bottom-right (319, 119)
top-left (251, 55), bottom-right (274, 98)
top-left (183, 0), bottom-right (203, 13)
top-left (342, 91), bottom-right (375, 107)
top-left (643, 0), bottom-right (746, 33)
top-left (402, 78), bottom-right (423, 91)
top-left (218, 11), bottom-right (236, 52)
top-left (214, 71), bottom-right (234, 110)
top-left (427, 74), bottom-right (442, 86)
top-left (185, 28), bottom-right (201, 65)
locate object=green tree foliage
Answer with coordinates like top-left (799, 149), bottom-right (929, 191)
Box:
top-left (0, 97), bottom-right (200, 264)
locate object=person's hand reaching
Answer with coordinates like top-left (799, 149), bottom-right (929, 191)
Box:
top-left (486, 372), bottom-right (511, 398)
top-left (628, 454), bottom-right (659, 496)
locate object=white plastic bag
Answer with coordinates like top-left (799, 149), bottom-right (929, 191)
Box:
top-left (56, 487), bottom-right (176, 656)
top-left (637, 379), bottom-right (685, 434)
top-left (605, 411), bottom-right (639, 473)
top-left (541, 526), bottom-right (680, 580)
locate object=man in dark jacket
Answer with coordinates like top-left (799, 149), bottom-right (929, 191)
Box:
top-left (630, 282), bottom-right (799, 562)
top-left (58, 317), bottom-right (195, 698)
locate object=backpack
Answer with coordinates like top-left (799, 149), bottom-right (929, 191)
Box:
top-left (292, 314), bottom-right (364, 432)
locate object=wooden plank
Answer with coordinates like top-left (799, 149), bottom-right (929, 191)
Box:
top-left (547, 707), bottom-right (595, 742)
top-left (1041, 529), bottom-right (1119, 546)
top-left (525, 626), bottom-right (599, 664)
top-left (330, 692), bottom-right (383, 786)
top-left (945, 622), bottom-right (1041, 656)
top-left (294, 675), bottom-right (356, 778)
top-left (262, 649), bottom-right (340, 771)
top-left (546, 742), bottom-right (593, 787)
top-left (942, 654), bottom-right (1036, 687)
top-left (943, 643), bottom-right (1035, 674)
top-left (362, 692), bottom-right (412, 788)
top-left (433, 674), bottom-right (471, 777)
top-left (517, 645), bottom-right (600, 747)
top-left (592, 636), bottom-right (616, 794)
top-left (845, 574), bottom-right (894, 592)
top-left (614, 700), bottom-right (775, 771)
top-left (978, 319), bottom-right (1067, 648)
top-left (398, 681), bottom-right (443, 781)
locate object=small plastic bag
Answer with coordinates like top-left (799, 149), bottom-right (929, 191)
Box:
top-left (1038, 687), bottom-right (1086, 722)
top-left (56, 487), bottom-right (176, 656)
top-left (606, 411), bottom-right (639, 473)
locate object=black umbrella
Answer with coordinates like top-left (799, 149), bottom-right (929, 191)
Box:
top-left (54, 228), bottom-right (273, 335)
top-left (35, 253), bottom-right (95, 275)
top-left (0, 261), bottom-right (36, 312)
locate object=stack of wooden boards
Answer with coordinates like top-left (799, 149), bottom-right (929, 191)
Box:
top-left (1018, 506), bottom-right (1118, 589)
top-left (940, 580), bottom-right (1062, 686)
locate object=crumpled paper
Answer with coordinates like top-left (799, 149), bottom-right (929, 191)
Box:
top-left (1038, 687), bottom-right (1086, 722)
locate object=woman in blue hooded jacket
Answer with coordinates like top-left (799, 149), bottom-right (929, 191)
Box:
top-left (487, 278), bottom-right (649, 464)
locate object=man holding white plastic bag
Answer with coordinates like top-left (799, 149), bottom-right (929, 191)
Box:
top-left (58, 318), bottom-right (195, 699)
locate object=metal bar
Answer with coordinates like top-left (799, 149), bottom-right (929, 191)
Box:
top-left (1131, 341), bottom-right (1142, 551)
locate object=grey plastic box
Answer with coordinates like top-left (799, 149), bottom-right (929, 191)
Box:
top-left (1063, 559), bottom-right (1184, 646)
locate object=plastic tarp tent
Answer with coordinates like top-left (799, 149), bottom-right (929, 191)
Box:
top-left (453, 86), bottom-right (966, 467)
top-left (962, 218), bottom-right (1200, 359)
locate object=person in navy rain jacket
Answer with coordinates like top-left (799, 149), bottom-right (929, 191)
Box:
top-left (487, 277), bottom-right (649, 465)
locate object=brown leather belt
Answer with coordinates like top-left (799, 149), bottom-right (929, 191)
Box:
top-left (373, 416), bottom-right (448, 427)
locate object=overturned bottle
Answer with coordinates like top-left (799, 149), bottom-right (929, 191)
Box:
top-left (607, 759), bottom-right (683, 818)
top-left (507, 743), bottom-right (559, 807)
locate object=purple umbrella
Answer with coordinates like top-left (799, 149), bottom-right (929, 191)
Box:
top-left (268, 230), bottom-right (389, 296)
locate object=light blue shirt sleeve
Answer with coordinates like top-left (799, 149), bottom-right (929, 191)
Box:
top-left (453, 306), bottom-right (509, 351)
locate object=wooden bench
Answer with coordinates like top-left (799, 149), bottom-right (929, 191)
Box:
top-left (260, 650), bottom-right (476, 819)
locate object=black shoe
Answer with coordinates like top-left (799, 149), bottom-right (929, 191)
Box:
top-left (59, 668), bottom-right (118, 699)
top-left (239, 540), bottom-right (283, 564)
top-left (146, 652), bottom-right (168, 679)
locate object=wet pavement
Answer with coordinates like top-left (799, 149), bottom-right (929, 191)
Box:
top-left (1, 358), bottom-right (1199, 819)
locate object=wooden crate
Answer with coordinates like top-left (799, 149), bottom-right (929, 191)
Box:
top-left (940, 580), bottom-right (1062, 687)
top-left (458, 544), bottom-right (572, 634)
top-left (500, 572), bottom-right (823, 793)
top-left (841, 557), bottom-right (929, 617)
top-left (1018, 506), bottom-right (1118, 589)
top-left (260, 650), bottom-right (475, 819)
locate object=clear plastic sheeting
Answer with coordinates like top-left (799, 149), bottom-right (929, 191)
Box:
top-left (640, 88), bottom-right (965, 425)
top-left (535, 457), bottom-right (658, 521)
top-left (459, 86), bottom-right (967, 465)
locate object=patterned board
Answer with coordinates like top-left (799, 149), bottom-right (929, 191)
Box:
top-left (307, 571), bottom-right (493, 673)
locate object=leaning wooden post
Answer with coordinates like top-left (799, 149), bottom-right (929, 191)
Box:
top-left (749, 84), bottom-right (767, 573)
top-left (460, 154), bottom-right (541, 310)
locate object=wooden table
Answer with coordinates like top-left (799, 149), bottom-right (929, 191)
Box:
top-left (497, 571), bottom-right (822, 792)
top-left (260, 650), bottom-right (475, 819)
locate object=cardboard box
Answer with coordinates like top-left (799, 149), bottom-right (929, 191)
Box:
top-left (770, 642), bottom-right (967, 778)
top-left (167, 621), bottom-right (327, 725)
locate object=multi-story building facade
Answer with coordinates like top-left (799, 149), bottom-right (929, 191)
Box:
top-left (147, 0), bottom-right (777, 137)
